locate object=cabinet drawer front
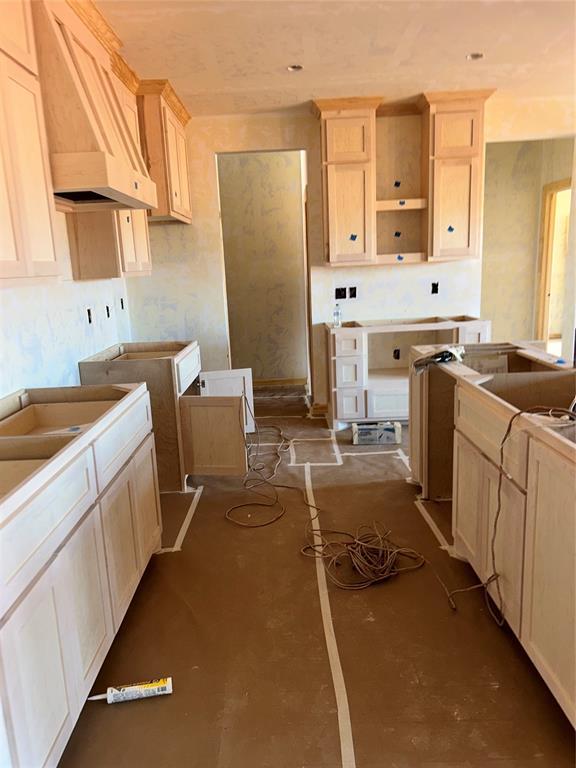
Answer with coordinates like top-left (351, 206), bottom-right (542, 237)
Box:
top-left (334, 356), bottom-right (365, 388)
top-left (176, 345), bottom-right (201, 395)
top-left (455, 385), bottom-right (527, 488)
top-left (0, 447), bottom-right (97, 615)
top-left (333, 331), bottom-right (364, 357)
top-left (366, 390), bottom-right (408, 420)
top-left (93, 392), bottom-right (152, 491)
top-left (335, 388), bottom-right (365, 420)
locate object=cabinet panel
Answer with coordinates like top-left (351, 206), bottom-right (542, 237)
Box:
top-left (179, 395), bottom-right (247, 476)
top-left (164, 107), bottom-right (185, 215)
top-left (366, 390), bottom-right (408, 420)
top-left (100, 466), bottom-right (140, 630)
top-left (431, 157), bottom-right (479, 260)
top-left (522, 441), bottom-right (575, 726)
top-left (176, 129), bottom-right (191, 213)
top-left (0, 54), bottom-right (58, 277)
top-left (131, 209), bottom-right (152, 271)
top-left (452, 431), bottom-right (484, 572)
top-left (60, 505), bottom-right (114, 701)
top-left (333, 331), bottom-right (365, 357)
top-left (326, 116), bottom-right (371, 162)
top-left (327, 162), bottom-right (373, 263)
top-left (117, 210), bottom-right (138, 271)
top-left (0, 109), bottom-right (23, 277)
top-left (335, 388), bottom-right (365, 420)
top-left (434, 110), bottom-right (480, 158)
top-left (132, 434), bottom-right (162, 569)
top-left (0, 0), bottom-right (37, 75)
top-left (0, 561), bottom-right (78, 767)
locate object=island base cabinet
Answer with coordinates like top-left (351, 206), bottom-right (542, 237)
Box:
top-left (132, 433), bottom-right (162, 567)
top-left (521, 442), bottom-right (575, 727)
top-left (0, 560), bottom-right (79, 768)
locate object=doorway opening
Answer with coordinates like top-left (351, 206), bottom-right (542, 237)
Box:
top-left (536, 178), bottom-right (572, 355)
top-left (216, 150), bottom-right (311, 400)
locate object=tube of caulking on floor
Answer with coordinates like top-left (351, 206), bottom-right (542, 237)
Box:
top-left (88, 677), bottom-right (173, 704)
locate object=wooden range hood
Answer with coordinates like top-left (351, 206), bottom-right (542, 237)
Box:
top-left (31, 0), bottom-right (157, 210)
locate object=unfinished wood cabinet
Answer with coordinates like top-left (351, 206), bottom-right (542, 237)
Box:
top-left (434, 109), bottom-right (481, 158)
top-left (327, 162), bottom-right (374, 263)
top-left (431, 157), bottom-right (479, 260)
top-left (0, 0), bottom-right (37, 75)
top-left (0, 52), bottom-right (58, 280)
top-left (453, 431), bottom-right (485, 572)
top-left (0, 559), bottom-right (78, 767)
top-left (522, 440), bottom-right (575, 726)
top-left (325, 115), bottom-right (372, 163)
top-left (131, 433), bottom-right (162, 567)
top-left (67, 207), bottom-right (152, 279)
top-left (137, 80), bottom-right (192, 223)
top-left (59, 504), bottom-right (114, 702)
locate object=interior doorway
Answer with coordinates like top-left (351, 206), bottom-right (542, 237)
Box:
top-left (216, 150), bottom-right (311, 393)
top-left (536, 179), bottom-right (572, 354)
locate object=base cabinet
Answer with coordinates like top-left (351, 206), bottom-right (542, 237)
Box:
top-left (521, 441), bottom-right (575, 726)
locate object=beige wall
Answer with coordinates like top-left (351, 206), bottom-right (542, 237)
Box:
top-left (549, 188), bottom-right (571, 337)
top-left (481, 137), bottom-right (574, 342)
top-left (218, 150), bottom-right (308, 381)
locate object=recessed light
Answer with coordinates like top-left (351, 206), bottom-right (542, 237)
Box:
top-left (466, 52), bottom-right (484, 61)
top-left (287, 64), bottom-right (303, 72)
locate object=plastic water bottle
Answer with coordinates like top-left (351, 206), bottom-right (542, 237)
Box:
top-left (333, 303), bottom-right (342, 328)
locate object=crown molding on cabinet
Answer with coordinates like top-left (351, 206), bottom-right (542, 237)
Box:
top-left (137, 79), bottom-right (191, 126)
top-left (65, 0), bottom-right (122, 55)
top-left (312, 96), bottom-right (383, 116)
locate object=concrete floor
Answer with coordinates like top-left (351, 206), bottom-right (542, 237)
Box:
top-left (60, 394), bottom-right (575, 767)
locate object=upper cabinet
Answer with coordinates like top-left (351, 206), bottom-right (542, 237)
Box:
top-left (314, 90), bottom-right (493, 267)
top-left (0, 0), bottom-right (37, 74)
top-left (0, 49), bottom-right (58, 280)
top-left (137, 80), bottom-right (192, 223)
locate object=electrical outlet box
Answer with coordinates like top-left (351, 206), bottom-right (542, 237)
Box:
top-left (431, 282), bottom-right (439, 294)
top-left (335, 287), bottom-right (346, 300)
top-left (393, 348), bottom-right (400, 360)
top-left (348, 287), bottom-right (357, 299)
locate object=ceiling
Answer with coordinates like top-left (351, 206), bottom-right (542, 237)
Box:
top-left (98, 0), bottom-right (575, 120)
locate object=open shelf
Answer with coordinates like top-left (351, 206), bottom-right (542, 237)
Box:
top-left (376, 198), bottom-right (427, 211)
top-left (376, 252), bottom-right (426, 264)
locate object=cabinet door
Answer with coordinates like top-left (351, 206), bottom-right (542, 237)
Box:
top-left (0, 104), bottom-right (24, 278)
top-left (452, 431), bottom-right (485, 572)
top-left (0, 560), bottom-right (78, 768)
top-left (434, 110), bottom-right (481, 158)
top-left (100, 465), bottom-right (141, 630)
top-left (326, 116), bottom-right (372, 162)
top-left (131, 434), bottom-right (162, 569)
top-left (200, 368), bottom-right (254, 433)
top-left (327, 162), bottom-right (374, 263)
top-left (164, 106), bottom-right (185, 215)
top-left (366, 390), bottom-right (408, 420)
top-left (522, 441), bottom-right (575, 726)
top-left (335, 388), bottom-right (365, 420)
top-left (132, 209), bottom-right (152, 272)
top-left (0, 54), bottom-right (58, 277)
top-left (0, 0), bottom-right (37, 75)
top-left (431, 157), bottom-right (479, 260)
top-left (482, 460), bottom-right (526, 636)
top-left (117, 210), bottom-right (139, 273)
top-left (176, 129), bottom-right (191, 214)
top-left (179, 395), bottom-right (247, 476)
top-left (60, 505), bottom-right (114, 701)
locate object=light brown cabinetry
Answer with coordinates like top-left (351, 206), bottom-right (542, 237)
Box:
top-left (0, 0), bottom-right (37, 74)
top-left (0, 51), bottom-right (58, 280)
top-left (431, 157), bottom-right (479, 260)
top-left (137, 80), bottom-right (192, 223)
top-left (327, 162), bottom-right (373, 263)
top-left (326, 115), bottom-right (372, 162)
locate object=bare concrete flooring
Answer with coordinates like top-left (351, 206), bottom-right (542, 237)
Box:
top-left (60, 394), bottom-right (575, 767)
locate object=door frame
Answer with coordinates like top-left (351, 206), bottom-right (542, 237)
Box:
top-left (536, 177), bottom-right (571, 340)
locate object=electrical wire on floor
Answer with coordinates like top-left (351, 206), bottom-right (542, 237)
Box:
top-left (447, 405), bottom-right (576, 625)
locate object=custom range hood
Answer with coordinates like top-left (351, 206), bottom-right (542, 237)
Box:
top-left (31, 0), bottom-right (157, 210)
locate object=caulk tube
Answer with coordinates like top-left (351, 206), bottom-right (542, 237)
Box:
top-left (89, 677), bottom-right (173, 704)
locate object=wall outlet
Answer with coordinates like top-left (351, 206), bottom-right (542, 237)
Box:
top-left (348, 286), bottom-right (357, 299)
top-left (335, 287), bottom-right (346, 300)
top-left (431, 282), bottom-right (439, 295)
top-left (393, 348), bottom-right (401, 360)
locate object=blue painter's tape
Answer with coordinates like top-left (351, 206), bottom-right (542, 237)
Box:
top-left (394, 231), bottom-right (401, 238)
top-left (394, 180), bottom-right (401, 188)
top-left (396, 254), bottom-right (404, 261)
top-left (399, 200), bottom-right (406, 206)
top-left (349, 233), bottom-right (357, 241)
top-left (556, 358), bottom-right (566, 364)
top-left (447, 225), bottom-right (455, 232)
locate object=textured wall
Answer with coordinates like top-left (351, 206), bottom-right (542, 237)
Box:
top-left (128, 111), bottom-right (484, 405)
top-left (217, 150), bottom-right (308, 381)
top-left (549, 188), bottom-right (571, 336)
top-left (481, 137), bottom-right (574, 342)
top-left (0, 213), bottom-right (131, 398)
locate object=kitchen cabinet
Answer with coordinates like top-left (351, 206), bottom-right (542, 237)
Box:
top-left (132, 433), bottom-right (162, 567)
top-left (327, 162), bottom-right (374, 263)
top-left (137, 79), bottom-right (192, 223)
top-left (325, 115), bottom-right (372, 162)
top-left (433, 109), bottom-right (480, 157)
top-left (522, 439), bottom-right (575, 726)
top-left (0, 0), bottom-right (37, 75)
top-left (431, 156), bottom-right (479, 260)
top-left (0, 51), bottom-right (58, 280)
top-left (0, 559), bottom-right (78, 768)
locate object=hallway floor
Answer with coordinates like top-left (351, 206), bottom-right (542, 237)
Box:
top-left (60, 393), bottom-right (575, 768)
